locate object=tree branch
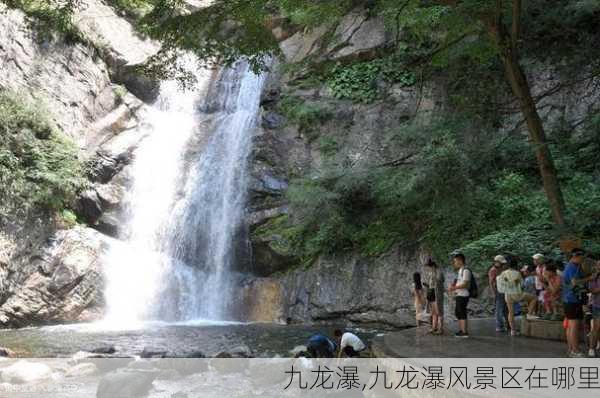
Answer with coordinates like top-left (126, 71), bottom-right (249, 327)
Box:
top-left (376, 152), bottom-right (418, 168)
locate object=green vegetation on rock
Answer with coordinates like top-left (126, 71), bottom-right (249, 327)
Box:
top-left (327, 57), bottom-right (416, 103)
top-left (269, 113), bottom-right (600, 270)
top-left (0, 91), bottom-right (87, 219)
top-left (3, 0), bottom-right (83, 43)
top-left (276, 96), bottom-right (332, 137)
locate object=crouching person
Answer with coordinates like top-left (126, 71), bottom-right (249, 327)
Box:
top-left (334, 330), bottom-right (366, 358)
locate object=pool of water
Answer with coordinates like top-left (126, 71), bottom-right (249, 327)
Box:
top-left (0, 321), bottom-right (387, 358)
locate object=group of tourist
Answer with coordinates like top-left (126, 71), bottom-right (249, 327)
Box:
top-left (413, 248), bottom-right (600, 358)
top-left (302, 329), bottom-right (367, 358)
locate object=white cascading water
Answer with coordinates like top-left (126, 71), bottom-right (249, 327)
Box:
top-left (102, 61), bottom-right (266, 327)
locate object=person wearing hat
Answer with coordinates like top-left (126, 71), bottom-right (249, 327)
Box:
top-left (448, 252), bottom-right (471, 338)
top-left (562, 248), bottom-right (594, 357)
top-left (489, 255), bottom-right (509, 332)
top-left (498, 258), bottom-right (539, 336)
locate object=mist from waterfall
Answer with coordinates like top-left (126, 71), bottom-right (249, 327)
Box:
top-left (102, 62), bottom-right (265, 327)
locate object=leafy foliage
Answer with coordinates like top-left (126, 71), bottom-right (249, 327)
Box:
top-left (106, 0), bottom-right (152, 20)
top-left (0, 91), bottom-right (87, 219)
top-left (327, 57), bottom-right (416, 103)
top-left (276, 96), bottom-right (332, 136)
top-left (3, 0), bottom-right (83, 43)
top-left (266, 112), bottom-right (600, 269)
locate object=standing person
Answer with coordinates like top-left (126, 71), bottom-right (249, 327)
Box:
top-left (334, 330), bottom-right (366, 358)
top-left (498, 260), bottom-right (539, 336)
top-left (412, 272), bottom-right (426, 326)
top-left (562, 248), bottom-right (593, 358)
top-left (587, 259), bottom-right (600, 357)
top-left (489, 255), bottom-right (509, 332)
top-left (533, 253), bottom-right (546, 316)
top-left (448, 252), bottom-right (471, 338)
top-left (425, 259), bottom-right (445, 335)
top-left (306, 333), bottom-right (337, 358)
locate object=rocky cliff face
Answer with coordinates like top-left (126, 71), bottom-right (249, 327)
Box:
top-left (1, 2), bottom-right (597, 328)
top-left (0, 0), bottom-right (157, 326)
top-left (241, 6), bottom-right (600, 326)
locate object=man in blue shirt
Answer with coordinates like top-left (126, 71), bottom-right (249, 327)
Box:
top-left (306, 333), bottom-right (337, 358)
top-left (562, 248), bottom-right (593, 357)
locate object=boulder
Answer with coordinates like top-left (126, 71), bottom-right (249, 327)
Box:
top-left (228, 345), bottom-right (253, 358)
top-left (182, 351), bottom-right (206, 358)
top-left (96, 370), bottom-right (158, 398)
top-left (76, 190), bottom-right (104, 224)
top-left (96, 211), bottom-right (121, 238)
top-left (275, 249), bottom-right (424, 327)
top-left (91, 346), bottom-right (117, 355)
top-left (112, 65), bottom-right (161, 104)
top-left (0, 227), bottom-right (107, 327)
top-left (140, 348), bottom-right (168, 359)
top-left (213, 352), bottom-right (232, 359)
top-left (326, 9), bottom-right (388, 61)
top-left (280, 25), bottom-right (331, 63)
top-left (95, 183), bottom-right (124, 209)
top-left (73, 0), bottom-right (161, 103)
top-left (0, 361), bottom-right (53, 384)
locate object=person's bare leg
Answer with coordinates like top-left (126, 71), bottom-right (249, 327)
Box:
top-left (569, 320), bottom-right (580, 353)
top-left (458, 319), bottom-right (466, 334)
top-left (431, 302), bottom-right (439, 331)
top-left (590, 320), bottom-right (599, 354)
top-left (506, 298), bottom-right (515, 332)
top-left (527, 295), bottom-right (537, 316)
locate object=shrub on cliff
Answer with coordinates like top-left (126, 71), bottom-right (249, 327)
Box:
top-left (276, 114), bottom-right (600, 270)
top-left (0, 91), bottom-right (87, 220)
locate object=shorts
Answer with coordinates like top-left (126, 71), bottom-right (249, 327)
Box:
top-left (426, 288), bottom-right (436, 302)
top-left (505, 293), bottom-right (535, 305)
top-left (564, 303), bottom-right (584, 320)
top-left (592, 307), bottom-right (600, 320)
top-left (455, 296), bottom-right (469, 320)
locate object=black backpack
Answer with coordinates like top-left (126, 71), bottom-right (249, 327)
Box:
top-left (463, 268), bottom-right (479, 299)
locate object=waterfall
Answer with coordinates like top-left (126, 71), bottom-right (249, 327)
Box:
top-left (102, 61), bottom-right (266, 326)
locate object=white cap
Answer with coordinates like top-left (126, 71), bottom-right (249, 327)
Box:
top-left (494, 255), bottom-right (508, 264)
top-left (532, 253), bottom-right (545, 261)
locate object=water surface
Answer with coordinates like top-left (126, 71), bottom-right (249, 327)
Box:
top-left (0, 322), bottom-right (385, 358)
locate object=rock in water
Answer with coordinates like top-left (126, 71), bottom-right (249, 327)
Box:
top-left (229, 345), bottom-right (253, 358)
top-left (91, 346), bottom-right (117, 355)
top-left (140, 347), bottom-right (167, 359)
top-left (96, 370), bottom-right (158, 398)
top-left (0, 361), bottom-right (53, 384)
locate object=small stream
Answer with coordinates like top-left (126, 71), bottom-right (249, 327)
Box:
top-left (0, 322), bottom-right (386, 358)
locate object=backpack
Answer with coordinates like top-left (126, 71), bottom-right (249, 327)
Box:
top-left (462, 268), bottom-right (479, 298)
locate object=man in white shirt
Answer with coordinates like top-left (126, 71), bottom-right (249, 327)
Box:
top-left (334, 329), bottom-right (366, 358)
top-left (448, 252), bottom-right (471, 338)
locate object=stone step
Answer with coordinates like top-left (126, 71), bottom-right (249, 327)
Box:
top-left (521, 318), bottom-right (566, 341)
